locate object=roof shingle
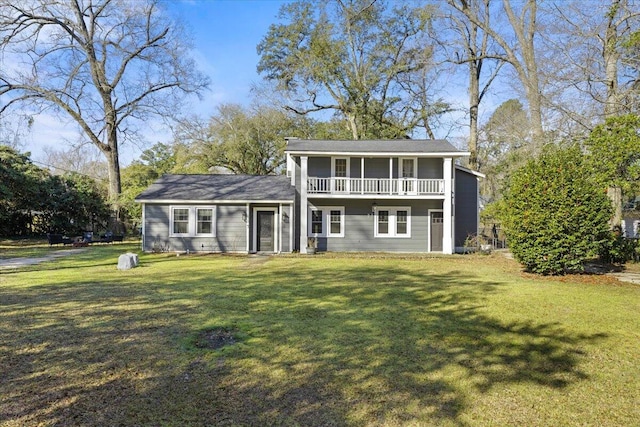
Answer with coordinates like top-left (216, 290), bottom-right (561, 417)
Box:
top-left (285, 139), bottom-right (465, 154)
top-left (135, 174), bottom-right (295, 202)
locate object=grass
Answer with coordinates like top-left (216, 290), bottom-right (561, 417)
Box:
top-left (0, 246), bottom-right (638, 426)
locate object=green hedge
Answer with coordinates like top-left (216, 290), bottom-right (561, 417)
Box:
top-left (501, 145), bottom-right (612, 275)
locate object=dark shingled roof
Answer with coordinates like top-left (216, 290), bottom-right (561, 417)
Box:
top-left (285, 139), bottom-right (465, 154)
top-left (135, 174), bottom-right (295, 202)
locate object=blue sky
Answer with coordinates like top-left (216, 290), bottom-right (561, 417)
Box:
top-left (26, 0), bottom-right (292, 164)
top-left (164, 0), bottom-right (290, 113)
top-left (23, 0), bottom-right (476, 165)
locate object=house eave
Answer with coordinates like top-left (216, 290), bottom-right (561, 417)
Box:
top-left (455, 164), bottom-right (485, 178)
top-left (285, 150), bottom-right (470, 158)
top-left (135, 199), bottom-right (295, 204)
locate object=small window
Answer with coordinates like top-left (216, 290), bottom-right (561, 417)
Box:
top-left (311, 210), bottom-right (323, 234)
top-left (378, 210), bottom-right (389, 235)
top-left (396, 210), bottom-right (408, 235)
top-left (172, 208), bottom-right (189, 234)
top-left (330, 210), bottom-right (342, 235)
top-left (196, 208), bottom-right (213, 235)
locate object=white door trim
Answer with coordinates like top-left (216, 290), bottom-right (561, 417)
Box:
top-left (253, 207), bottom-right (279, 253)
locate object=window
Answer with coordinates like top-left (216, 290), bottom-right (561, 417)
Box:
top-left (308, 206), bottom-right (344, 237)
top-left (375, 207), bottom-right (411, 238)
top-left (330, 210), bottom-right (342, 234)
top-left (172, 208), bottom-right (190, 235)
top-left (396, 210), bottom-right (408, 235)
top-left (378, 210), bottom-right (389, 234)
top-left (170, 206), bottom-right (216, 237)
top-left (196, 208), bottom-right (213, 234)
top-left (311, 210), bottom-right (323, 234)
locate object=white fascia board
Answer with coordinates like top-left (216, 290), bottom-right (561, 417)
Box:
top-left (285, 150), bottom-right (470, 158)
top-left (455, 164), bottom-right (486, 178)
top-left (134, 199), bottom-right (294, 204)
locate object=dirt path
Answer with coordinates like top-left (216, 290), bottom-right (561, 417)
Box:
top-left (0, 249), bottom-right (87, 270)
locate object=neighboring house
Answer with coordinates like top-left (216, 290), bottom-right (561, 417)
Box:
top-left (135, 139), bottom-right (483, 254)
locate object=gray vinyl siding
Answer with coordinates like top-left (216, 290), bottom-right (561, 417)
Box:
top-left (143, 204), bottom-right (247, 252)
top-left (364, 158), bottom-right (389, 178)
top-left (419, 158), bottom-right (442, 179)
top-left (308, 198), bottom-right (442, 252)
top-left (454, 169), bottom-right (479, 248)
top-left (308, 157), bottom-right (330, 177)
top-left (350, 158), bottom-right (361, 177)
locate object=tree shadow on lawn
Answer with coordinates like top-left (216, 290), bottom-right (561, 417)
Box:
top-left (217, 265), bottom-right (606, 425)
top-left (0, 259), bottom-right (607, 426)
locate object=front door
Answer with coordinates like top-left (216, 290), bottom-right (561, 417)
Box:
top-left (430, 211), bottom-right (443, 252)
top-left (257, 211), bottom-right (275, 252)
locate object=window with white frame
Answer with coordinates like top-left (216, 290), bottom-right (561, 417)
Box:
top-left (172, 208), bottom-right (190, 235)
top-left (170, 206), bottom-right (216, 237)
top-left (196, 208), bottom-right (214, 234)
top-left (375, 207), bottom-right (411, 237)
top-left (308, 206), bottom-right (345, 237)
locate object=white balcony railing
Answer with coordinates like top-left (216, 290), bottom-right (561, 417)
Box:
top-left (307, 177), bottom-right (445, 196)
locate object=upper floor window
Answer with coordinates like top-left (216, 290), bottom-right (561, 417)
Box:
top-left (374, 207), bottom-right (411, 238)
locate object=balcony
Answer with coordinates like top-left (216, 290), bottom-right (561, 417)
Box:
top-left (307, 177), bottom-right (445, 196)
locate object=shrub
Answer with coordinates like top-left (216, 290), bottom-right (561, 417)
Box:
top-left (500, 145), bottom-right (612, 275)
top-left (599, 228), bottom-right (639, 264)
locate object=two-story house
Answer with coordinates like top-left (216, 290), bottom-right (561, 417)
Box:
top-left (135, 139), bottom-right (482, 254)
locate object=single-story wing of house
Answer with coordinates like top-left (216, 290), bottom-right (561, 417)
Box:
top-left (135, 139), bottom-right (484, 254)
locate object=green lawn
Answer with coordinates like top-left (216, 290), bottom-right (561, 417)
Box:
top-left (1, 245), bottom-right (638, 426)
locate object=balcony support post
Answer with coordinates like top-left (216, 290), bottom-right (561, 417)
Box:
top-left (301, 156), bottom-right (309, 254)
top-left (443, 157), bottom-right (453, 254)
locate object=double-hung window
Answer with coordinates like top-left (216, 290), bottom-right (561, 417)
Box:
top-left (375, 207), bottom-right (411, 237)
top-left (308, 206), bottom-right (345, 237)
top-left (172, 208), bottom-right (190, 235)
top-left (170, 206), bottom-right (216, 237)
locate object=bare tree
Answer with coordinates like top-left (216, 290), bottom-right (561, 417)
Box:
top-left (448, 0), bottom-right (545, 146)
top-left (438, 0), bottom-right (503, 169)
top-left (0, 0), bottom-right (209, 225)
top-left (544, 0), bottom-right (640, 128)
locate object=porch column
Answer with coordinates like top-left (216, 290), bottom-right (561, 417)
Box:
top-left (300, 156), bottom-right (309, 254)
top-left (389, 157), bottom-right (393, 195)
top-left (361, 157), bottom-right (365, 194)
top-left (443, 158), bottom-right (453, 254)
top-left (245, 203), bottom-right (250, 253)
top-left (141, 203), bottom-right (146, 251)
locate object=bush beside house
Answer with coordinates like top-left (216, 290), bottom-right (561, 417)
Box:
top-left (500, 145), bottom-right (612, 275)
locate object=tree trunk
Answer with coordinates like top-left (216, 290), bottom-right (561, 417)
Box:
top-left (604, 0), bottom-right (622, 118)
top-left (104, 128), bottom-right (123, 233)
top-left (608, 186), bottom-right (623, 228)
top-left (604, 0), bottom-right (624, 227)
top-left (468, 59), bottom-right (480, 170)
top-left (504, 0), bottom-right (545, 148)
